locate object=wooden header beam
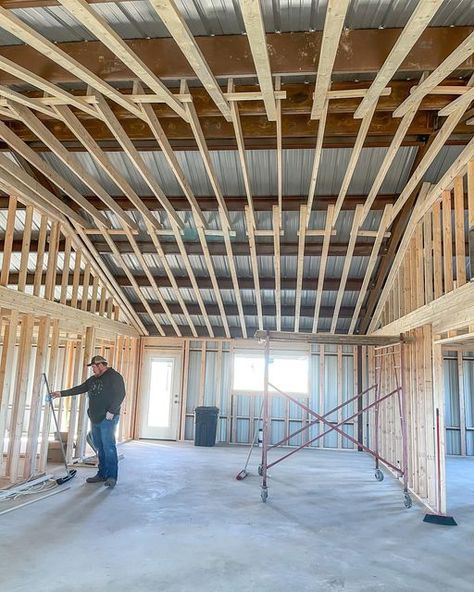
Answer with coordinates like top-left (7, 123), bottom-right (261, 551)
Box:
top-left (0, 285), bottom-right (139, 338)
top-left (254, 330), bottom-right (402, 346)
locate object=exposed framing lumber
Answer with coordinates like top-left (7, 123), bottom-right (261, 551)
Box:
top-left (101, 230), bottom-right (165, 336)
top-left (0, 6), bottom-right (143, 118)
top-left (33, 215), bottom-right (48, 298)
top-left (313, 205), bottom-right (335, 332)
top-left (53, 104), bottom-right (161, 231)
top-left (6, 313), bottom-right (34, 483)
top-left (255, 330), bottom-right (401, 346)
top-left (453, 176), bottom-right (467, 287)
top-left (124, 227), bottom-right (181, 336)
top-left (389, 75), bottom-right (474, 225)
top-left (439, 86), bottom-right (474, 117)
top-left (360, 76), bottom-right (427, 223)
top-left (368, 184), bottom-right (431, 333)
top-left (350, 205), bottom-right (393, 334)
top-left (135, 83), bottom-right (206, 228)
top-left (294, 205), bottom-right (307, 332)
top-left (149, 0), bottom-right (231, 121)
top-left (272, 205), bottom-right (282, 332)
top-left (331, 205), bottom-right (363, 333)
top-left (195, 224), bottom-right (231, 339)
top-left (92, 90), bottom-right (183, 229)
top-left (275, 77), bottom-right (283, 223)
top-left (333, 99), bottom-right (378, 223)
top-left (144, 220), bottom-right (198, 337)
top-left (0, 54), bottom-right (97, 118)
top-left (311, 0), bottom-right (351, 120)
top-left (22, 315), bottom-right (51, 479)
top-left (57, 0), bottom-right (186, 120)
top-left (393, 31), bottom-right (474, 117)
top-left (0, 120), bottom-right (110, 229)
top-left (246, 206), bottom-right (263, 332)
top-left (0, 85), bottom-right (57, 118)
top-left (167, 220), bottom-right (214, 338)
top-left (0, 309), bottom-right (18, 475)
top-left (306, 99), bottom-right (329, 227)
top-left (180, 83), bottom-right (230, 225)
top-left (8, 102), bottom-right (137, 230)
top-left (354, 1), bottom-right (443, 119)
top-left (17, 204), bottom-right (33, 293)
top-left (0, 194), bottom-right (16, 287)
top-left (228, 79), bottom-right (256, 230)
top-left (239, 0), bottom-right (277, 121)
top-left (219, 209), bottom-right (247, 339)
top-left (0, 153), bottom-right (88, 228)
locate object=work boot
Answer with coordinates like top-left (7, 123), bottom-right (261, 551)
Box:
top-left (104, 478), bottom-right (117, 488)
top-left (86, 474), bottom-right (106, 483)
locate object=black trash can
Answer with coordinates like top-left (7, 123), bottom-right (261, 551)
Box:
top-left (194, 406), bottom-right (219, 447)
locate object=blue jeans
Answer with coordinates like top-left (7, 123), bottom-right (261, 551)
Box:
top-left (91, 415), bottom-right (119, 480)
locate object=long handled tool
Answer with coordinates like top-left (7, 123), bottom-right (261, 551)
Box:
top-left (423, 408), bottom-right (456, 526)
top-left (42, 373), bottom-right (77, 485)
top-left (235, 400), bottom-right (264, 480)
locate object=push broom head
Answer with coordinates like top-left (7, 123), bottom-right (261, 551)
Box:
top-left (235, 470), bottom-right (248, 480)
top-left (423, 513), bottom-right (457, 526)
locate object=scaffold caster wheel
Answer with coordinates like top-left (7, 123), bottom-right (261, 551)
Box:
top-left (261, 487), bottom-right (268, 503)
top-left (403, 493), bottom-right (413, 509)
top-left (375, 469), bottom-right (384, 482)
top-left (258, 464), bottom-right (263, 476)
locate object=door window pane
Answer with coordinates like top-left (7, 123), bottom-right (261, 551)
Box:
top-left (147, 359), bottom-right (173, 427)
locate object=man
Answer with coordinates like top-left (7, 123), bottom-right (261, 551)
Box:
top-left (52, 355), bottom-right (126, 488)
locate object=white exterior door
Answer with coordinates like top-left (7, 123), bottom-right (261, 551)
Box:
top-left (139, 351), bottom-right (182, 440)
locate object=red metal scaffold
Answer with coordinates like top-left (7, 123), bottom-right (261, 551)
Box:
top-left (255, 330), bottom-right (411, 509)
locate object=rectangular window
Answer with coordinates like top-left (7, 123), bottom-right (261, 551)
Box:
top-left (233, 354), bottom-right (309, 395)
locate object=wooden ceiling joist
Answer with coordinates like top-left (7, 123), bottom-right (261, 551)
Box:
top-left (0, 54), bottom-right (98, 118)
top-left (246, 205), bottom-right (263, 332)
top-left (0, 6), bottom-right (143, 119)
top-left (92, 90), bottom-right (184, 230)
top-left (0, 120), bottom-right (110, 229)
top-left (393, 31), bottom-right (474, 117)
top-left (9, 101), bottom-right (137, 230)
top-left (101, 230), bottom-right (164, 336)
top-left (333, 100), bottom-right (378, 223)
top-left (360, 75), bottom-right (428, 223)
top-left (311, 0), bottom-right (351, 120)
top-left (294, 205), bottom-right (307, 333)
top-left (149, 0), bottom-right (231, 122)
top-left (123, 227), bottom-right (182, 337)
top-left (144, 219), bottom-right (198, 338)
top-left (354, 0), bottom-right (443, 119)
top-left (330, 206), bottom-right (363, 333)
top-left (349, 205), bottom-right (393, 334)
top-left (0, 155), bottom-right (87, 227)
top-left (239, 0), bottom-right (277, 122)
top-left (53, 103), bottom-right (161, 231)
top-left (136, 88), bottom-right (206, 228)
top-left (312, 206), bottom-right (335, 333)
top-left (57, 0), bottom-right (187, 121)
top-left (389, 74), bottom-right (474, 225)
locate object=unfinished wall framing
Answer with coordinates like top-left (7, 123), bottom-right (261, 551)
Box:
top-left (140, 337), bottom-right (365, 451)
top-left (0, 308), bottom-right (140, 485)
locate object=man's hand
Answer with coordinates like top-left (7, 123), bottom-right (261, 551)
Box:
top-left (105, 411), bottom-right (114, 421)
top-left (51, 391), bottom-right (61, 399)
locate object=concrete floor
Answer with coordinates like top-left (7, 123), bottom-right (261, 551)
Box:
top-left (0, 442), bottom-right (472, 592)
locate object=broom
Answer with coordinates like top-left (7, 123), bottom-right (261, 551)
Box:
top-left (43, 373), bottom-right (77, 485)
top-left (235, 400), bottom-right (264, 480)
top-left (423, 408), bottom-right (456, 526)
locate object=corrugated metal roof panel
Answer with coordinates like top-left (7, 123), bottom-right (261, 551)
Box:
top-left (2, 1), bottom-right (473, 46)
top-left (424, 145), bottom-right (465, 183)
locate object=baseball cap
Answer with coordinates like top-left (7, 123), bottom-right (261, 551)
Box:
top-left (87, 355), bottom-right (108, 367)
